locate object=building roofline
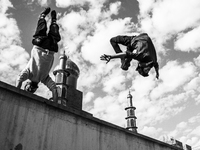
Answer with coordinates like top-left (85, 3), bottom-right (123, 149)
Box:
top-left (0, 80), bottom-right (183, 150)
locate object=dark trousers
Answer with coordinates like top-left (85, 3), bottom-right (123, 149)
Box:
top-left (110, 35), bottom-right (133, 53)
top-left (33, 18), bottom-right (61, 43)
top-left (110, 35), bottom-right (134, 70)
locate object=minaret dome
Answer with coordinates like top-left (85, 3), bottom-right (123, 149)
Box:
top-left (65, 59), bottom-right (80, 89)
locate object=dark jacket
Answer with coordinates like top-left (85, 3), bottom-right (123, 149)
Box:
top-left (32, 35), bottom-right (60, 52)
top-left (128, 33), bottom-right (157, 63)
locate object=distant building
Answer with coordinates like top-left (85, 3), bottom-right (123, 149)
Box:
top-left (162, 136), bottom-right (192, 150)
top-left (53, 52), bottom-right (82, 109)
top-left (125, 91), bottom-right (137, 133)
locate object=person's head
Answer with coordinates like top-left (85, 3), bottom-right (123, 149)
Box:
top-left (24, 81), bottom-right (38, 93)
top-left (136, 62), bottom-right (153, 77)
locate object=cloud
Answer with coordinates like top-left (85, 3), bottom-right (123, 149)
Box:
top-left (135, 93), bottom-right (187, 128)
top-left (37, 0), bottom-right (49, 7)
top-left (191, 126), bottom-right (200, 137)
top-left (184, 73), bottom-right (200, 96)
top-left (0, 0), bottom-right (13, 14)
top-left (176, 121), bottom-right (188, 130)
top-left (131, 74), bottom-right (156, 99)
top-left (175, 26), bottom-right (200, 52)
top-left (150, 61), bottom-right (196, 100)
top-left (102, 67), bottom-right (126, 94)
top-left (90, 95), bottom-right (126, 126)
top-left (137, 0), bottom-right (155, 16)
top-left (166, 114), bottom-right (200, 147)
top-left (140, 126), bottom-right (163, 139)
top-left (25, 0), bottom-right (50, 8)
top-left (0, 1), bottom-right (29, 85)
top-left (84, 91), bottom-right (94, 104)
top-left (55, 0), bottom-right (85, 8)
top-left (194, 55), bottom-right (200, 67)
top-left (56, 0), bottom-right (107, 8)
top-left (138, 0), bottom-right (200, 53)
top-left (151, 0), bottom-right (200, 33)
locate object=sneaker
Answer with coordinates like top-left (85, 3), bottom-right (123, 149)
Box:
top-left (24, 81), bottom-right (38, 93)
top-left (40, 7), bottom-right (51, 18)
top-left (121, 58), bottom-right (132, 71)
top-left (51, 10), bottom-right (57, 22)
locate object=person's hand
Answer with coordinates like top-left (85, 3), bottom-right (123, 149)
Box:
top-left (100, 54), bottom-right (111, 64)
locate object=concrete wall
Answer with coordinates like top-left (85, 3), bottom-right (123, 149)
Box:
top-left (0, 81), bottom-right (182, 150)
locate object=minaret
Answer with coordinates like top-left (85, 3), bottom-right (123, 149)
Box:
top-left (53, 51), bottom-right (83, 110)
top-left (125, 91), bottom-right (137, 132)
top-left (53, 51), bottom-right (70, 106)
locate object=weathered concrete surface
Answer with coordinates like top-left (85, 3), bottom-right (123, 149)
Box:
top-left (0, 81), bottom-right (182, 150)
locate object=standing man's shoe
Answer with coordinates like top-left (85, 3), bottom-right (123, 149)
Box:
top-left (40, 7), bottom-right (51, 18)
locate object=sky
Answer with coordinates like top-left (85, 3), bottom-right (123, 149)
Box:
top-left (0, 0), bottom-right (200, 149)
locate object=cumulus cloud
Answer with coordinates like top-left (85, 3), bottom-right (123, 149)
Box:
top-left (175, 26), bottom-right (200, 52)
top-left (90, 95), bottom-right (126, 126)
top-left (84, 91), bottom-right (94, 104)
top-left (37, 0), bottom-right (49, 7)
top-left (140, 126), bottom-right (163, 139)
top-left (165, 113), bottom-right (200, 147)
top-left (150, 61), bottom-right (196, 100)
top-left (56, 0), bottom-right (86, 8)
top-left (184, 73), bottom-right (200, 95)
top-left (194, 55), bottom-right (200, 67)
top-left (56, 0), bottom-right (107, 8)
top-left (0, 0), bottom-right (13, 13)
top-left (138, 0), bottom-right (200, 53)
top-left (0, 0), bottom-right (29, 85)
top-left (102, 67), bottom-right (126, 94)
top-left (24, 0), bottom-right (50, 8)
top-left (135, 92), bottom-right (188, 128)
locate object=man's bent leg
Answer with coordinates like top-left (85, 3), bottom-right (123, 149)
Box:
top-left (110, 36), bottom-right (123, 53)
top-left (33, 18), bottom-right (47, 37)
top-left (16, 69), bottom-right (30, 89)
top-left (110, 36), bottom-right (133, 70)
top-left (48, 10), bottom-right (61, 43)
top-left (42, 75), bottom-right (58, 103)
top-left (48, 23), bottom-right (61, 42)
top-left (33, 7), bottom-right (50, 37)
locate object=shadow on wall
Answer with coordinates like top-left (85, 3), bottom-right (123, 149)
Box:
top-left (10, 143), bottom-right (23, 150)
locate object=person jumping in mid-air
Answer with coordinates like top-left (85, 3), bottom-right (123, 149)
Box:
top-left (100, 33), bottom-right (159, 79)
top-left (16, 7), bottom-right (61, 101)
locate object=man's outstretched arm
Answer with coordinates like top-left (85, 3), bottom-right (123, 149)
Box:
top-left (110, 52), bottom-right (126, 59)
top-left (100, 52), bottom-right (127, 63)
